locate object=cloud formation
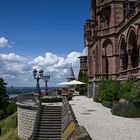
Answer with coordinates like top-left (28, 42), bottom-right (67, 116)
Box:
top-left (0, 37), bottom-right (11, 48)
top-left (0, 51), bottom-right (82, 86)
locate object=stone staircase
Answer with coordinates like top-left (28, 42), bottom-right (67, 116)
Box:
top-left (31, 105), bottom-right (62, 140)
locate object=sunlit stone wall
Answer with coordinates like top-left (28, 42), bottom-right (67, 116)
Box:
top-left (17, 102), bottom-right (37, 140)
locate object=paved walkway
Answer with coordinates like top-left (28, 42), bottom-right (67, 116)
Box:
top-left (69, 96), bottom-right (140, 140)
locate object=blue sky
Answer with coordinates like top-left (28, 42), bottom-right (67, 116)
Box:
top-left (0, 0), bottom-right (90, 87)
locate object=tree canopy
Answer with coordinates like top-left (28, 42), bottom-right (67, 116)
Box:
top-left (0, 78), bottom-right (8, 109)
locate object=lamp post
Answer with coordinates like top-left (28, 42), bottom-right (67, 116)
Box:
top-left (43, 75), bottom-right (50, 95)
top-left (33, 69), bottom-right (44, 96)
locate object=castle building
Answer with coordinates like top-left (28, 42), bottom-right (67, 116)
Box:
top-left (81, 0), bottom-right (140, 97)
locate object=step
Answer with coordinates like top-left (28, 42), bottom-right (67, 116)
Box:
top-left (37, 119), bottom-right (61, 122)
top-left (42, 107), bottom-right (62, 110)
top-left (35, 131), bottom-right (61, 135)
top-left (35, 125), bottom-right (61, 129)
top-left (32, 138), bottom-right (61, 140)
top-left (34, 128), bottom-right (61, 132)
top-left (36, 120), bottom-right (61, 124)
top-left (33, 134), bottom-right (61, 138)
top-left (42, 111), bottom-right (62, 113)
top-left (37, 117), bottom-right (61, 121)
top-left (35, 123), bottom-right (61, 126)
top-left (38, 118), bottom-right (61, 121)
top-left (41, 110), bottom-right (62, 114)
top-left (42, 105), bottom-right (62, 109)
top-left (38, 115), bottom-right (61, 118)
top-left (39, 112), bottom-right (61, 117)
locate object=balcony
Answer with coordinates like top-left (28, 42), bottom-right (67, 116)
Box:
top-left (120, 67), bottom-right (140, 78)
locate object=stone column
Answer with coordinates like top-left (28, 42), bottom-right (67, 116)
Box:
top-left (127, 49), bottom-right (132, 69)
top-left (119, 54), bottom-right (124, 71)
top-left (138, 45), bottom-right (140, 66)
top-left (88, 81), bottom-right (93, 98)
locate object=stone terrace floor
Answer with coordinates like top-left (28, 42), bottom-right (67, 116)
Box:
top-left (69, 96), bottom-right (140, 140)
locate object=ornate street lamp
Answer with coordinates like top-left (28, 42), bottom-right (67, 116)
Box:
top-left (33, 69), bottom-right (44, 96)
top-left (43, 75), bottom-right (50, 95)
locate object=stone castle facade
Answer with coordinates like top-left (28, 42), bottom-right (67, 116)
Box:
top-left (80, 0), bottom-right (140, 97)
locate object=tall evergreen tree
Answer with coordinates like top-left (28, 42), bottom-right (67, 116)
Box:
top-left (0, 78), bottom-right (8, 109)
top-left (77, 71), bottom-right (88, 95)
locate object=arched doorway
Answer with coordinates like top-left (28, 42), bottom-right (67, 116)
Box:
top-left (128, 30), bottom-right (139, 68)
top-left (102, 39), bottom-right (113, 79)
top-left (120, 38), bottom-right (128, 70)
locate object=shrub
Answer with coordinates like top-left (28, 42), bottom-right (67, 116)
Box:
top-left (0, 110), bottom-right (6, 120)
top-left (93, 95), bottom-right (99, 102)
top-left (131, 99), bottom-right (140, 109)
top-left (98, 78), bottom-right (121, 102)
top-left (120, 76), bottom-right (140, 101)
top-left (5, 102), bottom-right (17, 116)
top-left (41, 96), bottom-right (62, 102)
top-left (111, 102), bottom-right (140, 118)
top-left (101, 100), bottom-right (113, 108)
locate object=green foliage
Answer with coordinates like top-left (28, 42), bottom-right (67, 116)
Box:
top-left (98, 78), bottom-right (121, 102)
top-left (131, 99), bottom-right (140, 109)
top-left (111, 102), bottom-right (140, 117)
top-left (0, 110), bottom-right (6, 120)
top-left (77, 71), bottom-right (88, 95)
top-left (5, 102), bottom-right (17, 116)
top-left (98, 76), bottom-right (140, 102)
top-left (0, 129), bottom-right (19, 140)
top-left (98, 76), bottom-right (140, 117)
top-left (93, 95), bottom-right (99, 102)
top-left (0, 102), bottom-right (17, 120)
top-left (0, 112), bottom-right (17, 136)
top-left (120, 76), bottom-right (140, 101)
top-left (101, 100), bottom-right (113, 108)
top-left (78, 71), bottom-right (88, 83)
top-left (41, 96), bottom-right (62, 102)
top-left (0, 78), bottom-right (9, 110)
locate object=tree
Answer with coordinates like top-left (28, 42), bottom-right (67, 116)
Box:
top-left (0, 78), bottom-right (8, 109)
top-left (77, 71), bottom-right (88, 95)
top-left (78, 71), bottom-right (88, 83)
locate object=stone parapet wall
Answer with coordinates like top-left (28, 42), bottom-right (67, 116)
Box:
top-left (62, 96), bottom-right (92, 140)
top-left (17, 102), bottom-right (37, 140)
top-left (62, 96), bottom-right (78, 140)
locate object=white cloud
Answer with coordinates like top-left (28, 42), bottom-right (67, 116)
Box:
top-left (0, 37), bottom-right (11, 48)
top-left (33, 52), bottom-right (62, 66)
top-left (0, 51), bottom-right (82, 87)
top-left (0, 53), bottom-right (25, 62)
top-left (65, 52), bottom-right (81, 64)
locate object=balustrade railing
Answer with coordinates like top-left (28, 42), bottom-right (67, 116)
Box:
top-left (17, 93), bottom-right (35, 104)
top-left (120, 67), bottom-right (140, 78)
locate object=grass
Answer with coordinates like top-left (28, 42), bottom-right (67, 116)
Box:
top-left (0, 112), bottom-right (19, 140)
top-left (0, 129), bottom-right (18, 140)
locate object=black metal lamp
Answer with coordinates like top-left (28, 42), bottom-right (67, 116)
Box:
top-left (43, 75), bottom-right (50, 95)
top-left (33, 69), bottom-right (44, 96)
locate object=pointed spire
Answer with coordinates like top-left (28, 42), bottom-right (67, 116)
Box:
top-left (66, 64), bottom-right (75, 82)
